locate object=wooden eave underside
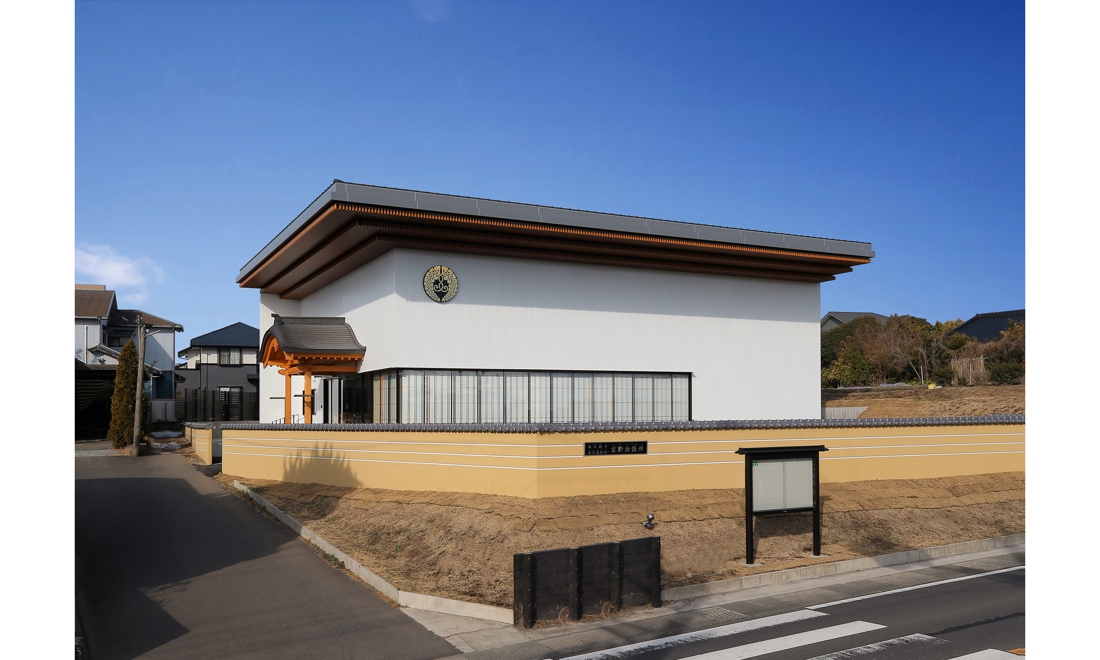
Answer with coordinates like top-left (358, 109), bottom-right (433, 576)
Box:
top-left (241, 202), bottom-right (872, 299)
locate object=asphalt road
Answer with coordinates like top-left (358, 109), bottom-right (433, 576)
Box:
top-left (75, 452), bottom-right (457, 659)
top-left (554, 566), bottom-right (1024, 660)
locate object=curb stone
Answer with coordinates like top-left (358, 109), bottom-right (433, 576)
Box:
top-left (232, 481), bottom-right (514, 624)
top-left (662, 533), bottom-right (1025, 601)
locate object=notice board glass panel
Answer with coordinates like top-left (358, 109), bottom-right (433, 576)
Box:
top-left (752, 457), bottom-right (814, 512)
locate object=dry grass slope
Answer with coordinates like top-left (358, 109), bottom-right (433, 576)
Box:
top-left (219, 472), bottom-right (1024, 608)
top-left (822, 384), bottom-right (1024, 418)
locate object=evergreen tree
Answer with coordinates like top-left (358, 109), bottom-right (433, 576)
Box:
top-left (107, 338), bottom-right (148, 448)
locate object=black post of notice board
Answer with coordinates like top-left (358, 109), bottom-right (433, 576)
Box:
top-left (736, 445), bottom-right (828, 565)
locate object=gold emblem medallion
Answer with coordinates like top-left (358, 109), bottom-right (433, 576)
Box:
top-left (423, 265), bottom-right (458, 303)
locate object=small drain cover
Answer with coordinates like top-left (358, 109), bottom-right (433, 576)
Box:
top-left (694, 607), bottom-right (743, 621)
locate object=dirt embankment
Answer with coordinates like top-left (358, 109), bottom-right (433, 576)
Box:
top-left (822, 385), bottom-right (1024, 418)
top-left (218, 472), bottom-right (1024, 608)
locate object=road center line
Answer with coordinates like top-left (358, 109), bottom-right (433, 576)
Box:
top-left (559, 609), bottom-right (828, 660)
top-left (676, 621), bottom-right (886, 660)
top-left (807, 565), bottom-right (1025, 610)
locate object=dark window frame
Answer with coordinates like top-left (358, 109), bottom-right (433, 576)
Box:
top-left (218, 347), bottom-right (242, 366)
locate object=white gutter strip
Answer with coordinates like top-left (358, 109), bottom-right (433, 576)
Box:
top-left (807, 566), bottom-right (1025, 610)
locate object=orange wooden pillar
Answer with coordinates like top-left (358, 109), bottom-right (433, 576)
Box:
top-left (282, 369), bottom-right (292, 422)
top-left (303, 367), bottom-right (313, 425)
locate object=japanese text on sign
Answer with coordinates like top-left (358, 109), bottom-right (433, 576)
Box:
top-left (584, 442), bottom-right (648, 456)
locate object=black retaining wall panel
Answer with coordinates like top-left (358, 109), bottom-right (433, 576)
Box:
top-left (514, 536), bottom-right (660, 627)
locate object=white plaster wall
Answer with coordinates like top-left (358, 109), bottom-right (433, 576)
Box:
top-left (293, 248), bottom-right (821, 421)
top-left (259, 293), bottom-right (302, 422)
top-left (299, 250), bottom-right (398, 372)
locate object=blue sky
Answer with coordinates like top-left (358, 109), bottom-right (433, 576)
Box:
top-left (75, 0), bottom-right (1024, 349)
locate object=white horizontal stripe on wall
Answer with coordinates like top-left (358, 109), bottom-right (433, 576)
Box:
top-left (221, 449), bottom-right (1024, 471)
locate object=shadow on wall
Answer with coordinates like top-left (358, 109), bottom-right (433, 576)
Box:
top-left (281, 443), bottom-right (362, 497)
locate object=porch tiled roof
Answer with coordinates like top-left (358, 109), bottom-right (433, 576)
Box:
top-left (263, 316), bottom-right (365, 355)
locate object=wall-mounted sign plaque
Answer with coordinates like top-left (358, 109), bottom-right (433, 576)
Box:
top-left (585, 442), bottom-right (647, 456)
top-left (423, 265), bottom-right (458, 303)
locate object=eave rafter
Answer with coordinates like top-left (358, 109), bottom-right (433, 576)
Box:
top-left (241, 201), bottom-right (872, 299)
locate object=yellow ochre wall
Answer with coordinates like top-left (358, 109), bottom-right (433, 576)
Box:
top-left (220, 423), bottom-right (1024, 499)
top-left (190, 427), bottom-right (213, 465)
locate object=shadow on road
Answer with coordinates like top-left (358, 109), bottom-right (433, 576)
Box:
top-left (75, 470), bottom-right (288, 659)
top-left (75, 454), bottom-right (457, 660)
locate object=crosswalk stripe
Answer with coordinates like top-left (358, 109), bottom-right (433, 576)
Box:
top-left (676, 621), bottom-right (885, 660)
top-left (803, 633), bottom-right (948, 659)
top-left (944, 651), bottom-right (1022, 659)
top-left (807, 566), bottom-right (1025, 610)
top-left (560, 610), bottom-right (828, 660)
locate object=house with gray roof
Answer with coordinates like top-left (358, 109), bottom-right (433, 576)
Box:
top-left (74, 284), bottom-right (184, 436)
top-left (950, 309), bottom-right (1025, 343)
top-left (176, 322), bottom-right (261, 421)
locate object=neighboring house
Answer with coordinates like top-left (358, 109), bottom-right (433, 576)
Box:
top-left (950, 309), bottom-right (1025, 343)
top-left (820, 311), bottom-right (888, 333)
top-left (176, 322), bottom-right (260, 421)
top-left (74, 284), bottom-right (184, 437)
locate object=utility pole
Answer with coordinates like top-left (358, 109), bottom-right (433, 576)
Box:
top-left (132, 315), bottom-right (146, 457)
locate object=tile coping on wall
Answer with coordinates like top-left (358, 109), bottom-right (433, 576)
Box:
top-left (221, 414), bottom-right (1024, 434)
top-left (232, 480), bottom-right (1023, 625)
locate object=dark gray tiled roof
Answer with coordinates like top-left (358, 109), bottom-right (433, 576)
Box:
top-left (263, 315), bottom-right (365, 355)
top-left (188, 322), bottom-right (260, 349)
top-left (951, 310), bottom-right (1025, 343)
top-left (240, 181), bottom-right (875, 281)
top-left (222, 414), bottom-right (1023, 434)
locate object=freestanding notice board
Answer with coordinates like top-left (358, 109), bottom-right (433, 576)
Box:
top-left (735, 445), bottom-right (828, 565)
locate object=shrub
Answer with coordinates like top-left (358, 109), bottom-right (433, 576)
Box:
top-left (931, 365), bottom-right (955, 386)
top-left (988, 361), bottom-right (1024, 385)
top-left (106, 339), bottom-right (149, 448)
top-left (821, 316), bottom-right (883, 368)
top-left (821, 340), bottom-right (877, 387)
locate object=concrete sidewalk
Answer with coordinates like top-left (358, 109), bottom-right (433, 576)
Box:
top-left (403, 543), bottom-right (1024, 658)
top-left (76, 452), bottom-right (457, 659)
